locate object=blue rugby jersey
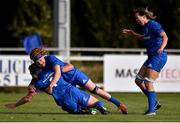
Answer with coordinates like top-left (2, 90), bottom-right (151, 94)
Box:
top-left (34, 69), bottom-right (72, 105)
top-left (43, 55), bottom-right (76, 82)
top-left (43, 55), bottom-right (65, 70)
top-left (142, 20), bottom-right (165, 55)
top-left (42, 55), bottom-right (89, 87)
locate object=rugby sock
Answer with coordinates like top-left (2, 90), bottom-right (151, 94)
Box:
top-left (94, 101), bottom-right (108, 114)
top-left (147, 91), bottom-right (156, 112)
top-left (142, 89), bottom-right (148, 96)
top-left (94, 101), bottom-right (105, 108)
top-left (142, 89), bottom-right (158, 107)
top-left (108, 96), bottom-right (121, 107)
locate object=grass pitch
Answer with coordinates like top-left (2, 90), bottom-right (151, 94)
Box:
top-left (0, 92), bottom-right (180, 122)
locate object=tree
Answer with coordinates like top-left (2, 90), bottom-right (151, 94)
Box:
top-left (71, 0), bottom-right (180, 49)
top-left (7, 0), bottom-right (53, 47)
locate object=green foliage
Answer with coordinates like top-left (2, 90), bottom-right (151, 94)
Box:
top-left (71, 0), bottom-right (139, 48)
top-left (71, 0), bottom-right (180, 49)
top-left (7, 0), bottom-right (53, 47)
top-left (3, 0), bottom-right (180, 49)
top-left (171, 0), bottom-right (180, 48)
top-left (71, 61), bottom-right (103, 83)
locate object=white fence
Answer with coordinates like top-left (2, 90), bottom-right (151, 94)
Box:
top-left (1, 47), bottom-right (180, 61)
top-left (0, 48), bottom-right (180, 91)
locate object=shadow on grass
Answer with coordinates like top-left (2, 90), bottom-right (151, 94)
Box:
top-left (0, 111), bottom-right (68, 115)
top-left (0, 111), bottom-right (97, 115)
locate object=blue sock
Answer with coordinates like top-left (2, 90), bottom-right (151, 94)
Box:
top-left (94, 101), bottom-right (105, 108)
top-left (108, 96), bottom-right (121, 107)
top-left (94, 101), bottom-right (108, 114)
top-left (143, 89), bottom-right (158, 106)
top-left (142, 89), bottom-right (148, 96)
top-left (147, 91), bottom-right (156, 112)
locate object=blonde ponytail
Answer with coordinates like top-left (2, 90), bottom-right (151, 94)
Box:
top-left (133, 7), bottom-right (156, 19)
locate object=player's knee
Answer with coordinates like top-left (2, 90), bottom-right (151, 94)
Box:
top-left (135, 74), bottom-right (144, 83)
top-left (144, 77), bottom-right (155, 83)
top-left (135, 75), bottom-right (155, 83)
top-left (90, 86), bottom-right (99, 94)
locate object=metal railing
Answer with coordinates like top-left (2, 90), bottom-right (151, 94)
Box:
top-left (0, 47), bottom-right (147, 52)
top-left (1, 47), bottom-right (180, 52)
top-left (0, 47), bottom-right (180, 61)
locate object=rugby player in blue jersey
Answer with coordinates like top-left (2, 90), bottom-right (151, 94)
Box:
top-left (122, 8), bottom-right (168, 115)
top-left (29, 48), bottom-right (128, 114)
top-left (5, 63), bottom-right (109, 114)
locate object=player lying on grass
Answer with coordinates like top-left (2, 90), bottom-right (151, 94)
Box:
top-left (29, 48), bottom-right (128, 114)
top-left (5, 63), bottom-right (109, 114)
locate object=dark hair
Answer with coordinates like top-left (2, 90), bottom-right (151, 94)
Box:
top-left (29, 63), bottom-right (42, 75)
top-left (133, 7), bottom-right (156, 19)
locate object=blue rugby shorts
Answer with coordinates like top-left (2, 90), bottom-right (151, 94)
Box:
top-left (143, 52), bottom-right (167, 72)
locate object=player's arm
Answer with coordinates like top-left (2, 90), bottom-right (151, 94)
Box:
top-left (28, 77), bottom-right (37, 88)
top-left (5, 86), bottom-right (37, 109)
top-left (122, 29), bottom-right (144, 40)
top-left (157, 31), bottom-right (168, 54)
top-left (47, 64), bottom-right (61, 93)
top-left (62, 63), bottom-right (74, 73)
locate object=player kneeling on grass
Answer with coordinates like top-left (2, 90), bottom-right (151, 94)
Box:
top-left (5, 63), bottom-right (109, 115)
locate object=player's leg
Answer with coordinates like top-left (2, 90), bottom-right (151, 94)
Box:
top-left (74, 69), bottom-right (128, 114)
top-left (144, 68), bottom-right (159, 115)
top-left (70, 85), bottom-right (110, 115)
top-left (87, 95), bottom-right (110, 114)
top-left (135, 63), bottom-right (161, 112)
top-left (135, 65), bottom-right (148, 95)
top-left (61, 102), bottom-right (78, 114)
top-left (69, 69), bottom-right (111, 100)
top-left (84, 80), bottom-right (128, 114)
top-left (60, 88), bottom-right (92, 114)
top-left (143, 54), bottom-right (167, 115)
top-left (135, 66), bottom-right (156, 115)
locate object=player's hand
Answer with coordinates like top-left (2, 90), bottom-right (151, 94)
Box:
top-left (46, 84), bottom-right (55, 94)
top-left (46, 86), bottom-right (52, 94)
top-left (5, 103), bottom-right (16, 109)
top-left (122, 29), bottom-right (135, 36)
top-left (157, 48), bottom-right (163, 55)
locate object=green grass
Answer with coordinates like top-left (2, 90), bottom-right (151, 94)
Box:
top-left (0, 92), bottom-right (180, 122)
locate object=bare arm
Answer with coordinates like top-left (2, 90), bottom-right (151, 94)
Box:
top-left (28, 77), bottom-right (37, 88)
top-left (157, 31), bottom-right (168, 54)
top-left (5, 86), bottom-right (36, 109)
top-left (47, 65), bottom-right (61, 93)
top-left (62, 63), bottom-right (74, 73)
top-left (45, 63), bottom-right (73, 94)
top-left (122, 29), bottom-right (144, 40)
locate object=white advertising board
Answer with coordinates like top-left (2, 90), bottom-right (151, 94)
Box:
top-left (0, 55), bottom-right (32, 86)
top-left (104, 55), bottom-right (180, 92)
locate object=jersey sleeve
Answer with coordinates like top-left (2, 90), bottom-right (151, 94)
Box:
top-left (151, 21), bottom-right (164, 36)
top-left (48, 55), bottom-right (65, 67)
